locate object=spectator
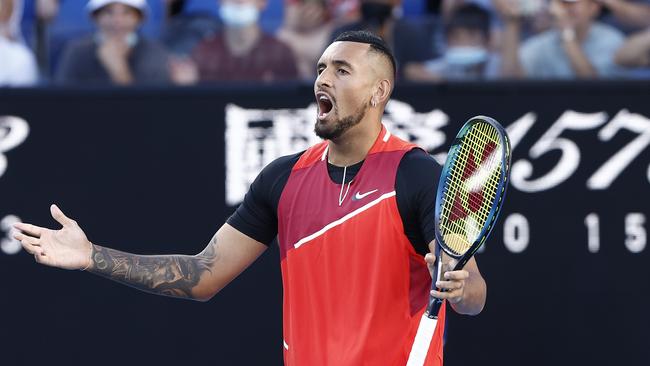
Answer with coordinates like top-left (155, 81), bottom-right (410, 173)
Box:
top-left (327, 0), bottom-right (359, 24)
top-left (499, 0), bottom-right (625, 78)
top-left (416, 4), bottom-right (500, 81)
top-left (597, 0), bottom-right (650, 31)
top-left (55, 0), bottom-right (170, 85)
top-left (0, 0), bottom-right (38, 86)
top-left (330, 0), bottom-right (437, 81)
top-left (170, 0), bottom-right (299, 83)
top-left (20, 0), bottom-right (60, 48)
top-left (161, 0), bottom-right (221, 55)
top-left (442, 0), bottom-right (498, 20)
top-left (614, 27), bottom-right (650, 76)
top-left (276, 0), bottom-right (333, 80)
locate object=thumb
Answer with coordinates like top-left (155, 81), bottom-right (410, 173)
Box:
top-left (428, 239), bottom-right (437, 254)
top-left (50, 204), bottom-right (74, 227)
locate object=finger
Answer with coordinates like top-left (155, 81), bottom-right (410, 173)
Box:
top-left (430, 289), bottom-right (461, 300)
top-left (444, 270), bottom-right (469, 281)
top-left (22, 241), bottom-right (43, 256)
top-left (22, 243), bottom-right (36, 255)
top-left (427, 239), bottom-right (437, 254)
top-left (424, 253), bottom-right (436, 265)
top-left (431, 288), bottom-right (464, 303)
top-left (435, 280), bottom-right (463, 291)
top-left (50, 204), bottom-right (75, 227)
top-left (13, 222), bottom-right (44, 238)
top-left (14, 232), bottom-right (41, 246)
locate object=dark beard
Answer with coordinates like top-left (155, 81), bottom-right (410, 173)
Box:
top-left (314, 103), bottom-right (368, 140)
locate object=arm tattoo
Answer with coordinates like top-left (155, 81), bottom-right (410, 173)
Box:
top-left (88, 236), bottom-right (218, 300)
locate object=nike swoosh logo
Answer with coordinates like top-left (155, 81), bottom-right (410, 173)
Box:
top-left (353, 189), bottom-right (378, 201)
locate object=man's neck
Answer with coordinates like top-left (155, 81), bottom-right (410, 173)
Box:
top-left (225, 25), bottom-right (261, 56)
top-left (326, 118), bottom-right (383, 167)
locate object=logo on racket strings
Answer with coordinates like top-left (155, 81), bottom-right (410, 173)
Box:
top-left (450, 141), bottom-right (497, 222)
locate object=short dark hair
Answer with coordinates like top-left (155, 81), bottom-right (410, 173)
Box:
top-left (445, 4), bottom-right (491, 38)
top-left (333, 30), bottom-right (397, 79)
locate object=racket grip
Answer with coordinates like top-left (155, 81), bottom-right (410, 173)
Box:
top-left (427, 297), bottom-right (444, 319)
top-left (425, 258), bottom-right (445, 319)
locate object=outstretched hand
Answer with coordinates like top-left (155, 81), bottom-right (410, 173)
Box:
top-left (13, 204), bottom-right (92, 270)
top-left (424, 241), bottom-right (469, 304)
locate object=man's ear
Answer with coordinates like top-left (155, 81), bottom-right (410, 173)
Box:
top-left (373, 79), bottom-right (392, 107)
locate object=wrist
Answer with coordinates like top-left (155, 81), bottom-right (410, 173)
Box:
top-left (81, 242), bottom-right (94, 271)
top-left (108, 64), bottom-right (133, 84)
top-left (561, 27), bottom-right (577, 43)
top-left (106, 60), bottom-right (129, 75)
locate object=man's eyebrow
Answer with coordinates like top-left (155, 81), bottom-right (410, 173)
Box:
top-left (317, 60), bottom-right (354, 70)
top-left (332, 60), bottom-right (354, 69)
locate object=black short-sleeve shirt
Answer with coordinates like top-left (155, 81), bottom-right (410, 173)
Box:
top-left (227, 149), bottom-right (441, 256)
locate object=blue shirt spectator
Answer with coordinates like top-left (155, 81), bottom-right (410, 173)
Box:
top-left (55, 0), bottom-right (170, 85)
top-left (520, 21), bottom-right (624, 77)
top-left (419, 4), bottom-right (501, 81)
top-left (499, 0), bottom-right (625, 79)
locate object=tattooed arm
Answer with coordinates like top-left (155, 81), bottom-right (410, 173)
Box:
top-left (14, 205), bottom-right (267, 301)
top-left (87, 240), bottom-right (217, 299)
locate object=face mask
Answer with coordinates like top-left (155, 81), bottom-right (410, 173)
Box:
top-left (95, 32), bottom-right (139, 47)
top-left (360, 2), bottom-right (393, 28)
top-left (219, 3), bottom-right (259, 28)
top-left (444, 46), bottom-right (488, 67)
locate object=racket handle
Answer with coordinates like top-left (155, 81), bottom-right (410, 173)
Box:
top-left (427, 298), bottom-right (444, 319)
top-left (425, 258), bottom-right (445, 319)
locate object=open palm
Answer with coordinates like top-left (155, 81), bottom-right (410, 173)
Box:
top-left (14, 204), bottom-right (92, 270)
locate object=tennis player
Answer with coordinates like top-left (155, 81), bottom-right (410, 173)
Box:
top-left (14, 30), bottom-right (486, 365)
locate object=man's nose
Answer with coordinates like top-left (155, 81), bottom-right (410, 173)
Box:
top-left (316, 70), bottom-right (332, 89)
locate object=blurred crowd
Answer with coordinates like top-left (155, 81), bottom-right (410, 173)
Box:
top-left (1, 0), bottom-right (649, 86)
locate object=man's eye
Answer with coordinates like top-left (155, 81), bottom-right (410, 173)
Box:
top-left (317, 68), bottom-right (324, 75)
top-left (338, 69), bottom-right (348, 75)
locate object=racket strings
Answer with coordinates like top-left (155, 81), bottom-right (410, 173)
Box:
top-left (439, 122), bottom-right (502, 255)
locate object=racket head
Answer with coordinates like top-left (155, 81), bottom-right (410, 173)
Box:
top-left (433, 115), bottom-right (511, 265)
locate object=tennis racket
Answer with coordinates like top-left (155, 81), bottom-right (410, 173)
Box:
top-left (406, 115), bottom-right (511, 366)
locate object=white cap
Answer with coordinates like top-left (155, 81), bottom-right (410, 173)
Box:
top-left (86, 0), bottom-right (148, 15)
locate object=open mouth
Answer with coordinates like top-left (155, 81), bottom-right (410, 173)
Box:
top-left (316, 92), bottom-right (334, 120)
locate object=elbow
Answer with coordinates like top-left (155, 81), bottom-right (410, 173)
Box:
top-left (613, 51), bottom-right (634, 68)
top-left (466, 300), bottom-right (486, 316)
top-left (614, 50), bottom-right (630, 67)
top-left (193, 295), bottom-right (211, 303)
top-left (613, 42), bottom-right (650, 68)
top-left (453, 298), bottom-right (486, 316)
top-left (192, 288), bottom-right (220, 302)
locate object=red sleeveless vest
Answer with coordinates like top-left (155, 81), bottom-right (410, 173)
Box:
top-left (277, 126), bottom-right (445, 365)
